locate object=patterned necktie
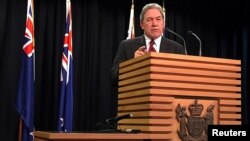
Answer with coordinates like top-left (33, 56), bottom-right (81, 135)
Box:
top-left (148, 40), bottom-right (156, 52)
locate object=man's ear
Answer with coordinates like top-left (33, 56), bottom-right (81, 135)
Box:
top-left (140, 22), bottom-right (144, 30)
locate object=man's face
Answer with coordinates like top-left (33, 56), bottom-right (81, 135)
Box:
top-left (140, 8), bottom-right (165, 39)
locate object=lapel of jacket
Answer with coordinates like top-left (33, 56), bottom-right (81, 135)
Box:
top-left (159, 37), bottom-right (171, 52)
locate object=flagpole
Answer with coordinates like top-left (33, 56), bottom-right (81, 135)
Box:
top-left (31, 0), bottom-right (35, 80)
top-left (18, 119), bottom-right (23, 141)
top-left (162, 0), bottom-right (166, 24)
top-left (162, 0), bottom-right (166, 37)
top-left (127, 0), bottom-right (135, 39)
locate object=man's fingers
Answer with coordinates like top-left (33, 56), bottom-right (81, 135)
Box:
top-left (137, 51), bottom-right (144, 56)
top-left (137, 46), bottom-right (146, 51)
top-left (134, 46), bottom-right (147, 58)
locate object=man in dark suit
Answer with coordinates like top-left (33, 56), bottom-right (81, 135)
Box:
top-left (111, 3), bottom-right (185, 85)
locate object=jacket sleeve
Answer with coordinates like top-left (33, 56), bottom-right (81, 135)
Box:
top-left (110, 40), bottom-right (128, 87)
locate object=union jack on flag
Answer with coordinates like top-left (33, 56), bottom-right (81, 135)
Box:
top-left (58, 0), bottom-right (73, 132)
top-left (16, 0), bottom-right (35, 141)
top-left (23, 0), bottom-right (35, 57)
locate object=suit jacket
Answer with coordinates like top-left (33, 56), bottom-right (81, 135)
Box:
top-left (111, 36), bottom-right (185, 86)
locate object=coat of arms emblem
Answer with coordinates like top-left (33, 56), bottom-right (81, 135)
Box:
top-left (176, 100), bottom-right (215, 141)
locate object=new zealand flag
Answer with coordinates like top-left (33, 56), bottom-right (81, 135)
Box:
top-left (57, 0), bottom-right (73, 132)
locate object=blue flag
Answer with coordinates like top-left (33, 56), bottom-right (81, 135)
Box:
top-left (58, 0), bottom-right (73, 132)
top-left (16, 0), bottom-right (35, 140)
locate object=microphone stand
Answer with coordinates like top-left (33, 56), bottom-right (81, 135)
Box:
top-left (188, 31), bottom-right (202, 56)
top-left (165, 28), bottom-right (188, 55)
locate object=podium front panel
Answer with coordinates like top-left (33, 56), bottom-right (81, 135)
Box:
top-left (118, 53), bottom-right (241, 141)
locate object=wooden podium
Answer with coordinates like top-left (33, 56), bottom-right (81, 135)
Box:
top-left (117, 52), bottom-right (241, 141)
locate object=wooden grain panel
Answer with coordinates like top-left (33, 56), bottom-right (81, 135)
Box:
top-left (149, 89), bottom-right (241, 99)
top-left (119, 73), bottom-right (241, 86)
top-left (118, 111), bottom-right (174, 118)
top-left (118, 119), bottom-right (174, 125)
top-left (118, 89), bottom-right (150, 99)
top-left (220, 100), bottom-right (241, 105)
top-left (150, 53), bottom-right (241, 65)
top-left (118, 89), bottom-right (241, 99)
top-left (148, 134), bottom-right (173, 140)
top-left (118, 96), bottom-right (174, 105)
top-left (119, 53), bottom-right (151, 68)
top-left (119, 74), bottom-right (150, 86)
top-left (119, 81), bottom-right (150, 92)
top-left (118, 103), bottom-right (173, 112)
top-left (220, 113), bottom-right (241, 119)
top-left (119, 81), bottom-right (241, 93)
top-left (150, 59), bottom-right (240, 72)
top-left (219, 120), bottom-right (241, 125)
top-left (119, 67), bottom-right (151, 80)
top-left (119, 59), bottom-right (151, 74)
top-left (118, 125), bottom-right (173, 132)
top-left (34, 131), bottom-right (162, 140)
top-left (150, 67), bottom-right (241, 79)
top-left (120, 66), bottom-right (241, 81)
top-left (119, 53), bottom-right (241, 68)
top-left (219, 106), bottom-right (241, 112)
top-left (150, 74), bottom-right (241, 85)
top-left (149, 81), bottom-right (240, 92)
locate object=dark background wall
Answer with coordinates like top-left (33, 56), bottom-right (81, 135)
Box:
top-left (0, 0), bottom-right (249, 140)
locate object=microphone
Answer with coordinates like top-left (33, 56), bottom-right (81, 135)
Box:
top-left (106, 113), bottom-right (133, 124)
top-left (165, 28), bottom-right (187, 55)
top-left (188, 30), bottom-right (202, 56)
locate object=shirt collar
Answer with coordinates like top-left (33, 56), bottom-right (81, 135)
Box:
top-left (144, 35), bottom-right (162, 52)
